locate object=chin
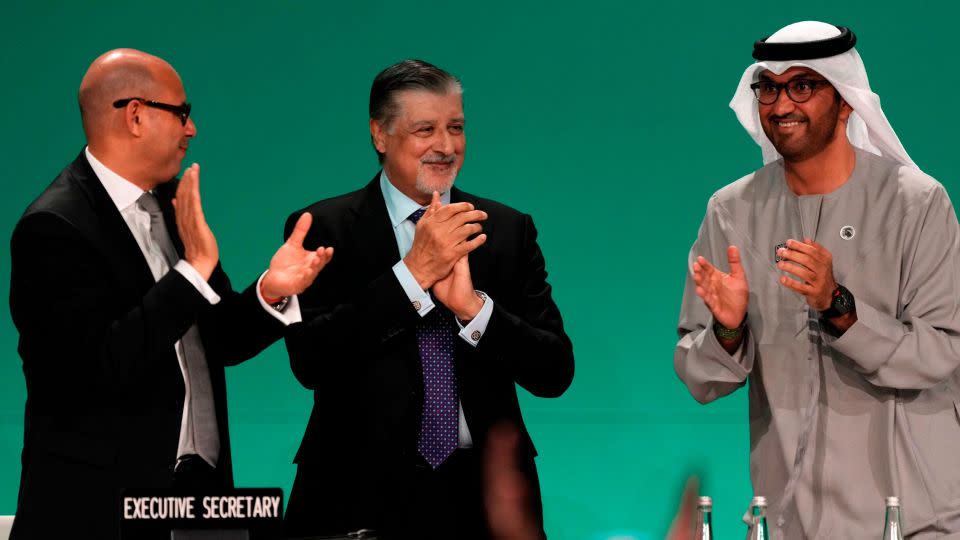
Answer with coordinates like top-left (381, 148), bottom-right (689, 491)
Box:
top-left (415, 171), bottom-right (457, 196)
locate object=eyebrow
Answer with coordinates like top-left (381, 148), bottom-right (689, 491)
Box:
top-left (759, 71), bottom-right (812, 82)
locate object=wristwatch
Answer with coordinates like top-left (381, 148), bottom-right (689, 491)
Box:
top-left (713, 316), bottom-right (746, 340)
top-left (268, 296), bottom-right (290, 313)
top-left (819, 284), bottom-right (855, 319)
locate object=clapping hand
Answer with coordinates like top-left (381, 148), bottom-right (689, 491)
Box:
top-left (260, 213), bottom-right (334, 300)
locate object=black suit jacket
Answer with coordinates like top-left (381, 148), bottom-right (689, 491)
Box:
top-left (281, 175), bottom-right (574, 535)
top-left (8, 152), bottom-right (285, 539)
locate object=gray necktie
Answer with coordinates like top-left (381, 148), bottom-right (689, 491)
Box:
top-left (137, 192), bottom-right (220, 468)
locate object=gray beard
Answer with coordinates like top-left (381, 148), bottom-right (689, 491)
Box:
top-left (415, 170), bottom-right (458, 197)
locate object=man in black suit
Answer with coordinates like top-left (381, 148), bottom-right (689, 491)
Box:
top-left (282, 59), bottom-right (574, 539)
top-left (8, 49), bottom-right (333, 539)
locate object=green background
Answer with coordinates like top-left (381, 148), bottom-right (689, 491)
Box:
top-left (2, 1), bottom-right (958, 538)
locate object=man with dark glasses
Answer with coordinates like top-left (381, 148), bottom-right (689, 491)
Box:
top-left (8, 48), bottom-right (334, 539)
top-left (675, 22), bottom-right (960, 538)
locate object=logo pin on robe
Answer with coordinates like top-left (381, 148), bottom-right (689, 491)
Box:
top-left (840, 226), bottom-right (856, 240)
top-left (775, 242), bottom-right (786, 262)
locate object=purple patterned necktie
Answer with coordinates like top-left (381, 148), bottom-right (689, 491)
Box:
top-left (409, 208), bottom-right (459, 468)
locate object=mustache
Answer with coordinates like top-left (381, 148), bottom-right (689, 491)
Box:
top-left (421, 154), bottom-right (456, 165)
top-left (768, 114), bottom-right (807, 123)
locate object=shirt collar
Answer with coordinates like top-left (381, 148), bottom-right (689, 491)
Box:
top-left (85, 146), bottom-right (146, 212)
top-left (379, 170), bottom-right (451, 228)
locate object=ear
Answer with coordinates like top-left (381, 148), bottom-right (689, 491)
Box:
top-left (838, 96), bottom-right (854, 124)
top-left (370, 118), bottom-right (388, 154)
top-left (123, 100), bottom-right (145, 137)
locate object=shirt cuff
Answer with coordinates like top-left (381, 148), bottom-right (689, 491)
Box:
top-left (174, 260), bottom-right (221, 305)
top-left (392, 260), bottom-right (434, 317)
top-left (255, 271), bottom-right (302, 325)
top-left (456, 291), bottom-right (493, 347)
top-left (827, 301), bottom-right (902, 374)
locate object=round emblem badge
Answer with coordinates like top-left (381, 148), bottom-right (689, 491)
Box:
top-left (840, 225), bottom-right (856, 240)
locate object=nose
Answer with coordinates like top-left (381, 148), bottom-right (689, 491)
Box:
top-left (433, 130), bottom-right (454, 155)
top-left (769, 86), bottom-right (796, 116)
top-left (184, 116), bottom-right (197, 137)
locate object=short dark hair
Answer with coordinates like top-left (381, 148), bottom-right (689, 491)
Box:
top-left (369, 59), bottom-right (462, 163)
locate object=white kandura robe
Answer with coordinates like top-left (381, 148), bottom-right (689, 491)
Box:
top-left (676, 148), bottom-right (960, 539)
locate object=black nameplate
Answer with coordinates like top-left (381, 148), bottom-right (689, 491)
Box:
top-left (120, 488), bottom-right (282, 540)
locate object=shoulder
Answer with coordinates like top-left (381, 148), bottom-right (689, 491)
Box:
top-left (21, 165), bottom-right (84, 220)
top-left (456, 188), bottom-right (530, 227)
top-left (15, 159), bottom-right (90, 240)
top-left (859, 151), bottom-right (948, 211)
top-left (284, 185), bottom-right (368, 238)
top-left (704, 161), bottom-right (780, 217)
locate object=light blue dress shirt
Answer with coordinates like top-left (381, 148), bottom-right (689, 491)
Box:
top-left (382, 172), bottom-right (494, 448)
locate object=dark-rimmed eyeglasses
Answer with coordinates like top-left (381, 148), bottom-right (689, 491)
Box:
top-left (749, 79), bottom-right (832, 105)
top-left (113, 98), bottom-right (192, 125)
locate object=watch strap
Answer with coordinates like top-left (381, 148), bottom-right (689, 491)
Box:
top-left (713, 317), bottom-right (747, 340)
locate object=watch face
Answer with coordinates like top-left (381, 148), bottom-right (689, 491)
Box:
top-left (833, 286), bottom-right (855, 315)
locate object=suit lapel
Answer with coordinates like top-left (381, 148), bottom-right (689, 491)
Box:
top-left (350, 175), bottom-right (402, 277)
top-left (68, 152), bottom-right (157, 296)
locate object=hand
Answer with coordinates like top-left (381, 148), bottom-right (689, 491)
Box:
top-left (173, 163), bottom-right (218, 280)
top-left (261, 212), bottom-right (334, 300)
top-left (776, 238), bottom-right (837, 311)
top-left (484, 423), bottom-right (540, 540)
top-left (665, 477), bottom-right (700, 540)
top-left (692, 245), bottom-right (749, 329)
top-left (404, 191), bottom-right (487, 290)
top-left (433, 255), bottom-right (484, 321)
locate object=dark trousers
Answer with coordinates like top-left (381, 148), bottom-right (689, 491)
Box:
top-left (284, 449), bottom-right (545, 540)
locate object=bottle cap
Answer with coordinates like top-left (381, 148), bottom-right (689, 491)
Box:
top-left (698, 496), bottom-right (712, 507)
top-left (885, 496), bottom-right (900, 507)
top-left (752, 496), bottom-right (768, 506)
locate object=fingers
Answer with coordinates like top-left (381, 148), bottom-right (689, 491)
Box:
top-left (433, 201), bottom-right (477, 222)
top-left (178, 163), bottom-right (199, 193)
top-left (286, 213), bottom-right (313, 247)
top-left (727, 245), bottom-right (744, 277)
top-left (456, 233), bottom-right (487, 255)
top-left (694, 255), bottom-right (717, 273)
top-left (176, 163), bottom-right (206, 223)
top-left (779, 274), bottom-right (813, 294)
top-left (785, 238), bottom-right (828, 261)
top-left (315, 246), bottom-right (334, 267)
top-left (692, 256), bottom-right (717, 285)
top-left (431, 191), bottom-right (442, 209)
top-left (449, 209), bottom-right (488, 228)
top-left (777, 260), bottom-right (815, 283)
top-left (452, 222), bottom-right (484, 241)
top-left (778, 245), bottom-right (816, 269)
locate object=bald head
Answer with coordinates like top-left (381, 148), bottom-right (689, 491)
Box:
top-left (78, 49), bottom-right (195, 190)
top-left (78, 49), bottom-right (178, 139)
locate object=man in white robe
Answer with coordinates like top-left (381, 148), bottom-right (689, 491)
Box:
top-left (675, 21), bottom-right (960, 539)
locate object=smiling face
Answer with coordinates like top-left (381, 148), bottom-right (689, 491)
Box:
top-left (758, 67), bottom-right (852, 162)
top-left (371, 89), bottom-right (465, 204)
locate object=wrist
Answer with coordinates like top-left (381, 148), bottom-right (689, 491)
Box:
top-left (456, 291), bottom-right (486, 322)
top-left (188, 257), bottom-right (217, 281)
top-left (259, 274), bottom-right (286, 304)
top-left (713, 315), bottom-right (746, 340)
top-left (403, 256), bottom-right (436, 290)
top-left (819, 284), bottom-right (855, 320)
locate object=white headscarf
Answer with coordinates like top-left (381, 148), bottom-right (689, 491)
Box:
top-left (729, 21), bottom-right (916, 169)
